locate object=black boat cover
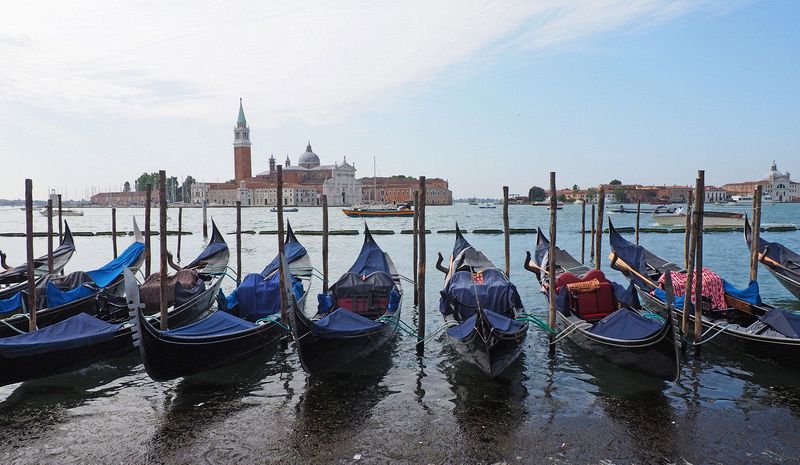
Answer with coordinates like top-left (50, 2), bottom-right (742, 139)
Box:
top-left (760, 309), bottom-right (800, 339)
top-left (588, 308), bottom-right (663, 340)
top-left (446, 308), bottom-right (526, 339)
top-left (0, 313), bottom-right (122, 358)
top-left (439, 268), bottom-right (522, 320)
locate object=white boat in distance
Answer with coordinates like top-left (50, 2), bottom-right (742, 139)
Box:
top-left (39, 208), bottom-right (84, 217)
top-left (478, 202), bottom-right (496, 209)
top-left (652, 207), bottom-right (744, 227)
top-left (729, 194), bottom-right (775, 205)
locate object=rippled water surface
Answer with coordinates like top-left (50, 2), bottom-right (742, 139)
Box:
top-left (1, 203), bottom-right (799, 464)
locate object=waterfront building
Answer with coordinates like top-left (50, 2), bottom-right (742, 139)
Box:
top-left (722, 161), bottom-right (799, 202)
top-left (359, 176), bottom-right (452, 205)
top-left (90, 190), bottom-right (160, 206)
top-left (705, 186), bottom-right (727, 203)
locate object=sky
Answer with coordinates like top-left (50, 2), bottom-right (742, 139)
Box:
top-left (1, 0), bottom-right (798, 199)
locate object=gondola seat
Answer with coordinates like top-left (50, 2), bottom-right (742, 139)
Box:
top-left (557, 269), bottom-right (616, 322)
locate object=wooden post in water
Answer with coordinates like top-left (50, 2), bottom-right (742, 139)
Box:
top-left (595, 187), bottom-right (605, 270)
top-left (547, 172), bottom-right (557, 353)
top-left (57, 194), bottom-right (63, 242)
top-left (322, 194), bottom-right (329, 293)
top-left (590, 204), bottom-right (596, 260)
top-left (503, 186), bottom-right (510, 277)
top-left (684, 191), bottom-right (693, 270)
top-left (681, 182), bottom-right (698, 337)
top-left (693, 171), bottom-right (705, 350)
top-left (236, 200), bottom-right (242, 285)
top-left (46, 199), bottom-right (53, 273)
top-left (202, 200), bottom-right (208, 237)
top-left (412, 191), bottom-right (419, 307)
top-left (177, 207), bottom-right (183, 262)
top-left (635, 200), bottom-right (641, 245)
top-left (276, 166), bottom-right (287, 323)
top-left (158, 171), bottom-right (169, 330)
top-left (581, 201), bottom-right (586, 263)
top-left (25, 179), bottom-right (36, 332)
top-left (111, 207), bottom-right (118, 258)
top-left (417, 176), bottom-right (427, 353)
top-left (144, 184), bottom-right (152, 277)
top-left (749, 185), bottom-right (763, 281)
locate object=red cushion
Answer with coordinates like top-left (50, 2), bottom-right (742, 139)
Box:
top-left (596, 282), bottom-right (616, 312)
top-left (575, 292), bottom-right (599, 317)
top-left (555, 272), bottom-right (580, 289)
top-left (581, 269), bottom-right (608, 284)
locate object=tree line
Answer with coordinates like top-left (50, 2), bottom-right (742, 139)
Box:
top-left (126, 173), bottom-right (196, 203)
top-left (528, 179), bottom-right (627, 203)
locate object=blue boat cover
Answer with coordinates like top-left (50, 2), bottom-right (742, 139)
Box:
top-left (453, 227), bottom-right (471, 258)
top-left (652, 287), bottom-right (685, 308)
top-left (760, 309), bottom-right (800, 339)
top-left (0, 313), bottom-right (122, 358)
top-left (588, 308), bottom-right (663, 340)
top-left (310, 308), bottom-right (383, 337)
top-left (447, 314), bottom-right (477, 339)
top-left (0, 292), bottom-right (24, 314)
top-left (483, 309), bottom-right (527, 334)
top-left (261, 235), bottom-right (308, 277)
top-left (439, 268), bottom-right (523, 320)
top-left (347, 230), bottom-right (391, 275)
top-left (608, 225), bottom-right (650, 288)
top-left (187, 223), bottom-right (228, 269)
top-left (86, 241), bottom-right (145, 288)
top-left (163, 310), bottom-right (257, 338)
top-left (226, 273), bottom-right (304, 321)
top-left (46, 282), bottom-right (97, 308)
top-left (722, 279), bottom-right (762, 305)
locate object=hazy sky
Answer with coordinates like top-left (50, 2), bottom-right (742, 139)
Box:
top-left (1, 0), bottom-right (798, 199)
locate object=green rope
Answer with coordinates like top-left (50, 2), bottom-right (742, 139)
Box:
top-left (642, 312), bottom-right (665, 322)
top-left (378, 313), bottom-right (423, 341)
top-left (254, 315), bottom-right (290, 331)
top-left (515, 313), bottom-right (557, 335)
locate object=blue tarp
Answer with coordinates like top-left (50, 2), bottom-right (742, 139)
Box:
top-left (163, 310), bottom-right (257, 338)
top-left (86, 241), bottom-right (145, 288)
top-left (226, 273), bottom-right (304, 321)
top-left (439, 268), bottom-right (523, 319)
top-left (608, 224), bottom-right (650, 288)
top-left (760, 309), bottom-right (800, 339)
top-left (447, 314), bottom-right (477, 339)
top-left (310, 308), bottom-right (383, 337)
top-left (0, 292), bottom-right (23, 314)
top-left (261, 236), bottom-right (307, 277)
top-left (722, 279), bottom-right (762, 305)
top-left (46, 282), bottom-right (97, 308)
top-left (347, 231), bottom-right (391, 275)
top-left (588, 308), bottom-right (663, 340)
top-left (0, 313), bottom-right (122, 358)
top-left (483, 309), bottom-right (527, 334)
top-left (652, 287), bottom-right (685, 308)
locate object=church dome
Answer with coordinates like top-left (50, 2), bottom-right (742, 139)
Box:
top-left (298, 142), bottom-right (321, 168)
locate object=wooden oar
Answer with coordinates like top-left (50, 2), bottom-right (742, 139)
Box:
top-left (609, 251), bottom-right (658, 288)
top-left (523, 251), bottom-right (546, 275)
top-left (759, 252), bottom-right (800, 279)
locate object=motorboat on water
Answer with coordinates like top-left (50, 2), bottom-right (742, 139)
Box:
top-left (478, 202), bottom-right (496, 209)
top-left (729, 194), bottom-right (775, 205)
top-left (652, 207), bottom-right (744, 227)
top-left (342, 203), bottom-right (413, 218)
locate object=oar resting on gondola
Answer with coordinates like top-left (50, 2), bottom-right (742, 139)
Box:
top-left (527, 227), bottom-right (680, 382)
top-left (609, 219), bottom-right (800, 368)
top-left (0, 222), bottom-right (77, 293)
top-left (744, 217), bottom-right (800, 301)
top-left (0, 219), bottom-right (230, 386)
top-left (438, 226), bottom-right (528, 378)
top-left (129, 222), bottom-right (312, 381)
top-left (289, 224), bottom-right (402, 374)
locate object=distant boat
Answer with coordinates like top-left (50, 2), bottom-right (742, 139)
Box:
top-left (478, 202), bottom-right (496, 209)
top-left (729, 194), bottom-right (775, 205)
top-left (271, 207), bottom-right (298, 212)
top-left (342, 204), bottom-right (414, 218)
top-left (652, 207), bottom-right (744, 227)
top-left (40, 208), bottom-right (83, 217)
top-left (468, 197), bottom-right (478, 206)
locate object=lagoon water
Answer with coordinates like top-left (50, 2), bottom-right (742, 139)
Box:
top-left (1, 203), bottom-right (799, 464)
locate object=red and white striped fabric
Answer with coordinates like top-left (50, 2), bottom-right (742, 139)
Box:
top-left (657, 268), bottom-right (726, 310)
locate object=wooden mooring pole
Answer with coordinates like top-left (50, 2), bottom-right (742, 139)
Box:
top-left (322, 194), bottom-right (329, 293)
top-left (590, 204), bottom-right (596, 260)
top-left (412, 191), bottom-right (419, 307)
top-left (417, 176), bottom-right (427, 354)
top-left (503, 186), bottom-right (510, 277)
top-left (236, 200), bottom-right (242, 285)
top-left (547, 172), bottom-right (557, 354)
top-left (144, 184), bottom-right (152, 277)
top-left (581, 201), bottom-right (586, 263)
top-left (25, 179), bottom-right (36, 332)
top-left (202, 200), bottom-right (208, 237)
top-left (684, 191), bottom-right (693, 270)
top-left (595, 187), bottom-right (605, 270)
top-left (158, 171), bottom-right (169, 330)
top-left (111, 207), bottom-right (118, 258)
top-left (681, 184), bottom-right (698, 338)
top-left (749, 185), bottom-right (763, 281)
top-left (46, 199), bottom-right (53, 273)
top-left (57, 193), bottom-right (63, 242)
top-left (635, 200), bottom-right (641, 245)
top-left (177, 207), bottom-right (183, 262)
top-left (693, 171), bottom-right (705, 352)
top-left (277, 166), bottom-right (287, 323)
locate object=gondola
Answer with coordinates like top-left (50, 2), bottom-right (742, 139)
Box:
top-left (0, 221), bottom-right (76, 292)
top-left (608, 220), bottom-right (800, 367)
top-left (526, 228), bottom-right (680, 381)
top-left (290, 225), bottom-right (402, 374)
top-left (436, 227), bottom-right (528, 377)
top-left (130, 223), bottom-right (312, 381)
top-left (745, 217), bottom-right (800, 300)
top-left (0, 219), bottom-right (146, 337)
top-left (0, 220), bottom-right (230, 386)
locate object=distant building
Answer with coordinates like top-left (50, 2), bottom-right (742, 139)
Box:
top-left (722, 161), bottom-right (799, 202)
top-left (90, 190), bottom-right (160, 206)
top-left (359, 176), bottom-right (452, 205)
top-left (705, 186), bottom-right (727, 203)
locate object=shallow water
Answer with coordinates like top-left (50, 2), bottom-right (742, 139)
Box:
top-left (1, 203), bottom-right (800, 464)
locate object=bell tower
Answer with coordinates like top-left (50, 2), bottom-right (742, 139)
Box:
top-left (233, 98), bottom-right (252, 181)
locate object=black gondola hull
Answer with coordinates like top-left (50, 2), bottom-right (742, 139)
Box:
top-left (445, 314), bottom-right (528, 378)
top-left (766, 268), bottom-right (800, 300)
